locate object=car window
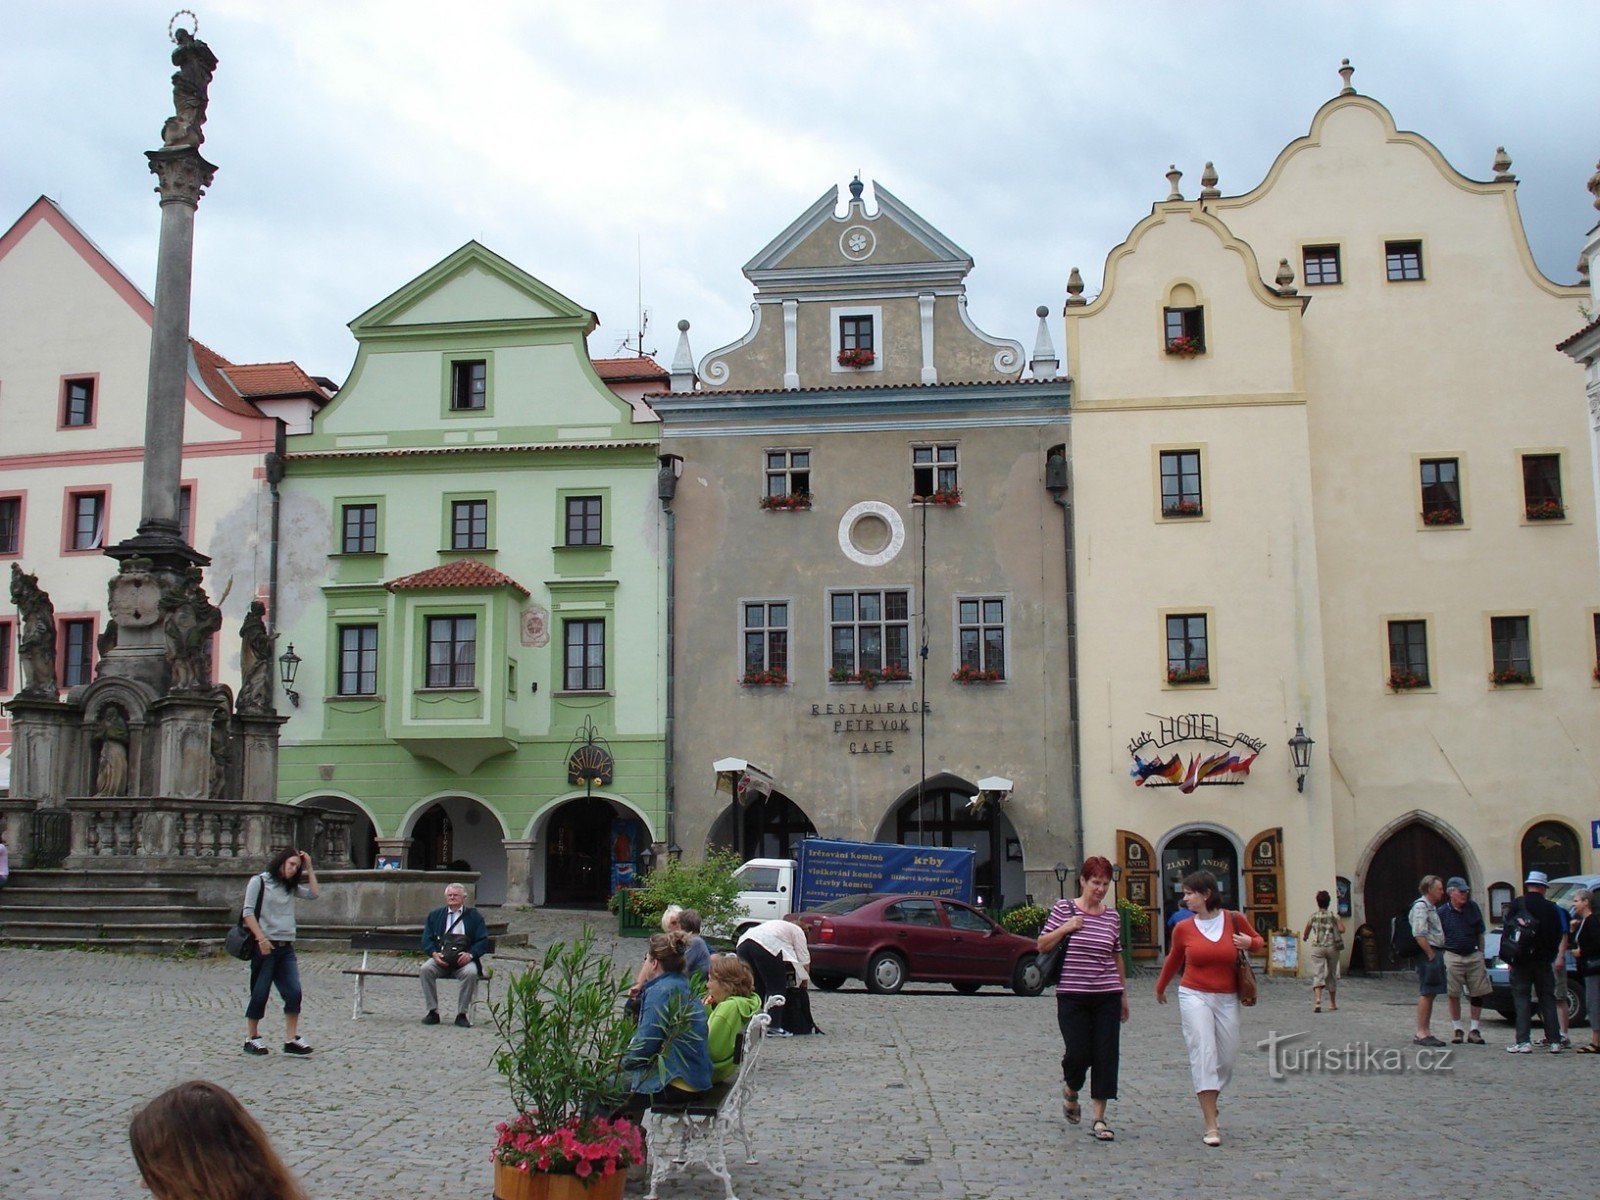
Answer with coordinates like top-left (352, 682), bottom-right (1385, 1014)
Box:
top-left (738, 866), bottom-right (782, 892)
top-left (1544, 878), bottom-right (1600, 908)
top-left (884, 899), bottom-right (941, 927)
top-left (812, 894), bottom-right (877, 915)
top-left (943, 903), bottom-right (994, 933)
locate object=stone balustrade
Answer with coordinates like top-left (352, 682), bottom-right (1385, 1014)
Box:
top-left (60, 798), bottom-right (352, 870)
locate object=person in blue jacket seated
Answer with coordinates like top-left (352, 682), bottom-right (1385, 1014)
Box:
top-left (617, 930), bottom-right (712, 1112)
top-left (419, 883), bottom-right (491, 1028)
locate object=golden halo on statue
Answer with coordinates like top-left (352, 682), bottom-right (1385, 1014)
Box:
top-left (169, 9), bottom-right (199, 42)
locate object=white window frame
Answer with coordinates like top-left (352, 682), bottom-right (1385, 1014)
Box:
top-left (952, 594), bottom-right (1008, 680)
top-left (829, 305), bottom-right (884, 375)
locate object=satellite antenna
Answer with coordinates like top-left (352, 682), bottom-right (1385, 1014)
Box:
top-left (615, 235), bottom-right (656, 358)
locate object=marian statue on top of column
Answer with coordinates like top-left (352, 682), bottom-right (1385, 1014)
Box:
top-left (161, 24), bottom-right (219, 149)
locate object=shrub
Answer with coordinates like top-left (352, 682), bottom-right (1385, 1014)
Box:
top-left (1001, 904), bottom-right (1048, 937)
top-left (621, 848), bottom-right (747, 935)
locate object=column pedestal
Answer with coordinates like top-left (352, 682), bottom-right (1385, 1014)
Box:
top-left (503, 839), bottom-right (536, 906)
top-left (152, 694), bottom-right (228, 800)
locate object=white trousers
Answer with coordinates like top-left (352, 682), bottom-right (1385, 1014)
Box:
top-left (1177, 986), bottom-right (1240, 1094)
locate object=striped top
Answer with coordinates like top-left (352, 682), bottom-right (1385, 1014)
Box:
top-left (1042, 899), bottom-right (1124, 994)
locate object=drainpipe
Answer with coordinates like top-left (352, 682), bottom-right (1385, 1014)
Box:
top-left (1045, 452), bottom-right (1083, 866)
top-left (658, 456), bottom-right (683, 850)
top-left (265, 422), bottom-right (285, 645)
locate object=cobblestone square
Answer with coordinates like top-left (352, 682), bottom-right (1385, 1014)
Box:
top-left (1, 911), bottom-right (1589, 1199)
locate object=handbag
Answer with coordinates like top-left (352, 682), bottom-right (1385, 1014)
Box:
top-left (225, 874), bottom-right (267, 960)
top-left (1233, 914), bottom-right (1258, 1007)
top-left (1034, 901), bottom-right (1075, 991)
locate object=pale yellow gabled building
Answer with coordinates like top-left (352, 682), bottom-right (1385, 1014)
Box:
top-left (1068, 66), bottom-right (1598, 963)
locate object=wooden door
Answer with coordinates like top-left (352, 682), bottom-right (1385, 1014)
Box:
top-left (1118, 830), bottom-right (1159, 959)
top-left (1363, 822), bottom-right (1466, 968)
top-left (1244, 827), bottom-right (1284, 950)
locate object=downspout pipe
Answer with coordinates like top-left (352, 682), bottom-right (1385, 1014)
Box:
top-left (1046, 453), bottom-right (1083, 867)
top-left (265, 422), bottom-right (285, 644)
top-left (658, 458), bottom-right (680, 851)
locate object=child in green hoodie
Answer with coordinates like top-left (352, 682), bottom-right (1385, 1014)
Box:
top-left (706, 955), bottom-right (764, 1082)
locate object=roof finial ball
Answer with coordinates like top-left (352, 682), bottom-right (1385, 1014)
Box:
top-left (1492, 146), bottom-right (1515, 182)
top-left (849, 175), bottom-right (865, 201)
top-left (677, 319), bottom-right (690, 333)
top-left (1338, 58), bottom-right (1355, 95)
top-left (1065, 267), bottom-right (1087, 308)
top-left (1200, 162), bottom-right (1220, 199)
top-left (1165, 165), bottom-right (1183, 202)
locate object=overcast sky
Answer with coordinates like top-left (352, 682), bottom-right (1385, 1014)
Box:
top-left (4, 2), bottom-right (1596, 384)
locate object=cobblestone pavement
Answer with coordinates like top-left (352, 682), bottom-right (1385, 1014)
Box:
top-left (1, 909), bottom-right (1591, 1199)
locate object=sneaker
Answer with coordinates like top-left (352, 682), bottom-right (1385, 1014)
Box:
top-left (1506, 1042), bottom-right (1533, 1054)
top-left (243, 1037), bottom-right (269, 1056)
top-left (283, 1039), bottom-right (314, 1056)
top-left (454, 1013), bottom-right (471, 1028)
top-left (1548, 1041), bottom-right (1565, 1054)
top-left (1450, 1030), bottom-right (1465, 1044)
top-left (1466, 1030), bottom-right (1486, 1045)
top-left (767, 1028), bottom-right (794, 1038)
top-left (422, 1010), bottom-right (440, 1025)
top-left (1413, 1035), bottom-right (1447, 1048)
top-left (1559, 1036), bottom-right (1573, 1049)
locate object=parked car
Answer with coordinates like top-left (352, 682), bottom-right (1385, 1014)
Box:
top-left (1484, 927), bottom-right (1590, 1028)
top-left (786, 893), bottom-right (1046, 996)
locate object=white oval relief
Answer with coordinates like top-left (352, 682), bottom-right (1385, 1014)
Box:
top-left (839, 225), bottom-right (875, 261)
top-left (838, 501), bottom-right (905, 567)
top-left (521, 605), bottom-right (549, 648)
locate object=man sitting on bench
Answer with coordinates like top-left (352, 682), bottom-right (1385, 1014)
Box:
top-left (420, 884), bottom-right (489, 1028)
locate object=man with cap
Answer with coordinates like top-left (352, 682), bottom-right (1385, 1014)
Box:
top-left (1436, 876), bottom-right (1492, 1044)
top-left (1503, 870), bottom-right (1569, 1054)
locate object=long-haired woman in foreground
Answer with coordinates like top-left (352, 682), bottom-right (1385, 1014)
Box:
top-left (129, 1079), bottom-right (308, 1200)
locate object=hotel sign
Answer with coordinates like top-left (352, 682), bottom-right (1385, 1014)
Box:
top-left (1127, 712), bottom-right (1265, 793)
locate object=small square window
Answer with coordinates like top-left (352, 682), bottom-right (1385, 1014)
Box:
top-left (1166, 613), bottom-right (1209, 684)
top-left (1521, 454), bottom-right (1564, 521)
top-left (912, 445), bottom-right (959, 501)
top-left (1163, 307), bottom-right (1205, 355)
top-left (425, 616), bottom-right (476, 688)
top-left (0, 497), bottom-right (20, 555)
top-left (1490, 615), bottom-right (1533, 684)
top-left (764, 450), bottom-right (811, 502)
top-left (61, 619), bottom-right (94, 688)
top-left (338, 625), bottom-right (379, 696)
top-left (839, 315), bottom-right (874, 352)
top-left (1386, 620), bottom-right (1430, 689)
top-left (1159, 450), bottom-right (1203, 517)
top-left (451, 500), bottom-right (488, 550)
top-left (450, 360), bottom-right (486, 411)
top-left (342, 504), bottom-right (378, 553)
top-left (742, 601), bottom-right (789, 682)
top-left (1302, 245), bottom-right (1341, 286)
top-left (564, 496), bottom-right (603, 547)
top-left (63, 378), bottom-right (95, 426)
top-left (70, 491), bottom-right (106, 550)
top-left (1419, 459), bottom-right (1461, 526)
top-left (1385, 241), bottom-right (1423, 282)
top-left (564, 619), bottom-right (606, 691)
top-left (956, 596), bottom-right (1006, 680)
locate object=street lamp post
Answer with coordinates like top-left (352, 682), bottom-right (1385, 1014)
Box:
top-left (1054, 861), bottom-right (1070, 900)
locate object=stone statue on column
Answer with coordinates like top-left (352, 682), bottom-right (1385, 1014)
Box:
top-left (93, 705), bottom-right (131, 798)
top-left (160, 566), bottom-right (222, 692)
top-left (161, 26), bottom-right (218, 149)
top-left (235, 599), bottom-right (276, 715)
top-left (10, 563), bottom-right (58, 700)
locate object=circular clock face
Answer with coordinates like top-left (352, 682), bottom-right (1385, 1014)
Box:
top-left (839, 225), bottom-right (876, 261)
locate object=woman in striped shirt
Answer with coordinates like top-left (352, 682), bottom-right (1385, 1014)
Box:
top-left (1037, 855), bottom-right (1128, 1142)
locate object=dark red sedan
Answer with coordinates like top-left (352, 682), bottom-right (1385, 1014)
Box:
top-left (786, 893), bottom-right (1047, 995)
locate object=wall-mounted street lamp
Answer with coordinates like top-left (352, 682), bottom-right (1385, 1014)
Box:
top-left (278, 643), bottom-right (302, 708)
top-left (638, 845), bottom-right (657, 876)
top-left (1054, 861), bottom-right (1070, 900)
top-left (1287, 723), bottom-right (1315, 793)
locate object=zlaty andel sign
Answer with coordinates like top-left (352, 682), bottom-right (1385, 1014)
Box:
top-left (1127, 713), bottom-right (1266, 792)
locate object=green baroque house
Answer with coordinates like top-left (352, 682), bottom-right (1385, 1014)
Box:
top-left (275, 243), bottom-right (666, 905)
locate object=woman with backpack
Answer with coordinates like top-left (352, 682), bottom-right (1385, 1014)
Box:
top-left (240, 848), bottom-right (319, 1057)
top-left (1301, 890), bottom-right (1345, 1012)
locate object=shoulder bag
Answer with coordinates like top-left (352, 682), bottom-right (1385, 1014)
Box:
top-left (1034, 901), bottom-right (1075, 991)
top-left (225, 873), bottom-right (267, 960)
top-left (1233, 913), bottom-right (1258, 1007)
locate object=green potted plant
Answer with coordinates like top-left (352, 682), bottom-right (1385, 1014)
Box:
top-left (488, 934), bottom-right (642, 1200)
top-left (758, 492), bottom-right (812, 511)
top-left (615, 849), bottom-right (746, 942)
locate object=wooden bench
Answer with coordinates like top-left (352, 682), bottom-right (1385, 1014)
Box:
top-left (342, 930), bottom-right (496, 1020)
top-left (642, 994), bottom-right (785, 1200)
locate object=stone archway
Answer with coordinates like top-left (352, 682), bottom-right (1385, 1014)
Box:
top-left (297, 795), bottom-right (377, 867)
top-left (543, 796), bottom-right (620, 908)
top-left (402, 796), bottom-right (510, 905)
top-left (1361, 819), bottom-right (1466, 969)
top-left (706, 790), bottom-right (817, 860)
top-left (878, 774), bottom-right (1023, 913)
top-left (1521, 820), bottom-right (1580, 881)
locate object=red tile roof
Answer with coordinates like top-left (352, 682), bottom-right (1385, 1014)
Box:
top-left (223, 361), bottom-right (333, 400)
top-left (593, 356), bottom-right (669, 383)
top-left (387, 559), bottom-right (530, 597)
top-left (1556, 316), bottom-right (1600, 353)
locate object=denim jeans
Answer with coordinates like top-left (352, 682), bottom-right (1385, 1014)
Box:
top-left (1510, 959), bottom-right (1559, 1044)
top-left (247, 943), bottom-right (302, 1019)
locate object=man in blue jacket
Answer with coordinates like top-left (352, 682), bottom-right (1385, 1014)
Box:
top-left (420, 883), bottom-right (490, 1028)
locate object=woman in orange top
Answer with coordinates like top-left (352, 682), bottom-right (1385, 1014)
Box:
top-left (1154, 870), bottom-right (1264, 1148)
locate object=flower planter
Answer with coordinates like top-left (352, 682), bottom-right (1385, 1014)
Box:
top-left (759, 493), bottom-right (812, 512)
top-left (1386, 672), bottom-right (1428, 691)
top-left (836, 348), bottom-right (875, 369)
top-left (951, 668), bottom-right (1003, 684)
top-left (829, 668), bottom-right (911, 688)
top-left (1489, 669), bottom-right (1535, 686)
top-left (740, 672), bottom-right (787, 688)
top-left (1162, 502), bottom-right (1203, 518)
top-left (1167, 667), bottom-right (1210, 685)
top-left (1525, 502), bottom-right (1565, 521)
top-left (1421, 508), bottom-right (1461, 526)
top-left (919, 489), bottom-right (962, 506)
top-left (1165, 336), bottom-right (1201, 358)
top-left (495, 1162), bottom-right (626, 1200)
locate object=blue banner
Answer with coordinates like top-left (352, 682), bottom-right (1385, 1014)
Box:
top-left (795, 838), bottom-right (975, 910)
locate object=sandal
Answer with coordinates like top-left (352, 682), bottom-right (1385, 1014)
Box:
top-left (1576, 1043), bottom-right (1600, 1054)
top-left (1202, 1129), bottom-right (1221, 1148)
top-left (1092, 1119), bottom-right (1115, 1142)
top-left (1062, 1085), bottom-right (1081, 1125)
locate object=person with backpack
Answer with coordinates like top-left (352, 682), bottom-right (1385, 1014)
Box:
top-left (240, 848), bottom-right (319, 1057)
top-left (1503, 870), bottom-right (1569, 1054)
top-left (1407, 875), bottom-right (1448, 1047)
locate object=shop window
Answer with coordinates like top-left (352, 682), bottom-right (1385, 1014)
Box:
top-left (425, 615), bottom-right (477, 689)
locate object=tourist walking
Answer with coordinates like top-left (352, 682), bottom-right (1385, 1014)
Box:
top-left (1570, 888), bottom-right (1600, 1054)
top-left (129, 1079), bottom-right (308, 1200)
top-left (240, 848), bottom-right (319, 1056)
top-left (1301, 890), bottom-right (1344, 1013)
top-left (1038, 855), bottom-right (1128, 1142)
top-left (1154, 870), bottom-right (1263, 1148)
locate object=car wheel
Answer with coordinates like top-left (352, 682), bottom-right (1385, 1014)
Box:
top-left (1562, 978), bottom-right (1588, 1027)
top-left (865, 951), bottom-right (907, 994)
top-left (812, 973), bottom-right (846, 992)
top-left (1013, 954), bottom-right (1047, 997)
top-left (952, 981), bottom-right (982, 994)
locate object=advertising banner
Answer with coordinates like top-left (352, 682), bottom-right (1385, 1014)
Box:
top-left (796, 838), bottom-right (975, 909)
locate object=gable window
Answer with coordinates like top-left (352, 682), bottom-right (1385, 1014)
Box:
top-left (0, 619), bottom-right (12, 693)
top-left (1159, 450), bottom-right (1203, 517)
top-left (62, 378), bottom-right (95, 427)
top-left (69, 491), bottom-right (106, 551)
top-left (564, 496), bottom-right (603, 547)
top-left (912, 445), bottom-right (959, 501)
top-left (1166, 613), bottom-right (1209, 684)
top-left (742, 601), bottom-right (789, 682)
top-left (1521, 454), bottom-right (1564, 521)
top-left (1302, 245), bottom-right (1341, 286)
top-left (830, 589), bottom-right (910, 680)
top-left (0, 497), bottom-right (19, 555)
top-left (1386, 240), bottom-right (1423, 282)
top-left (1164, 307), bottom-right (1205, 355)
top-left (61, 618), bottom-right (94, 688)
top-left (1419, 459), bottom-right (1461, 525)
top-left (956, 596), bottom-right (1006, 681)
top-left (338, 625), bottom-right (379, 696)
top-left (425, 616), bottom-right (476, 688)
top-left (342, 503), bottom-right (378, 553)
top-left (451, 499), bottom-right (488, 550)
top-left (563, 619), bottom-right (606, 691)
top-left (450, 360), bottom-right (486, 411)
top-left (1490, 615), bottom-right (1533, 685)
top-left (1387, 620), bottom-right (1430, 689)
top-left (838, 314), bottom-right (875, 367)
top-left (764, 450), bottom-right (810, 501)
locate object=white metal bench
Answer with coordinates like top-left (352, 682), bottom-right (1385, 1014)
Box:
top-left (342, 931), bottom-right (495, 1020)
top-left (643, 994), bottom-right (785, 1200)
